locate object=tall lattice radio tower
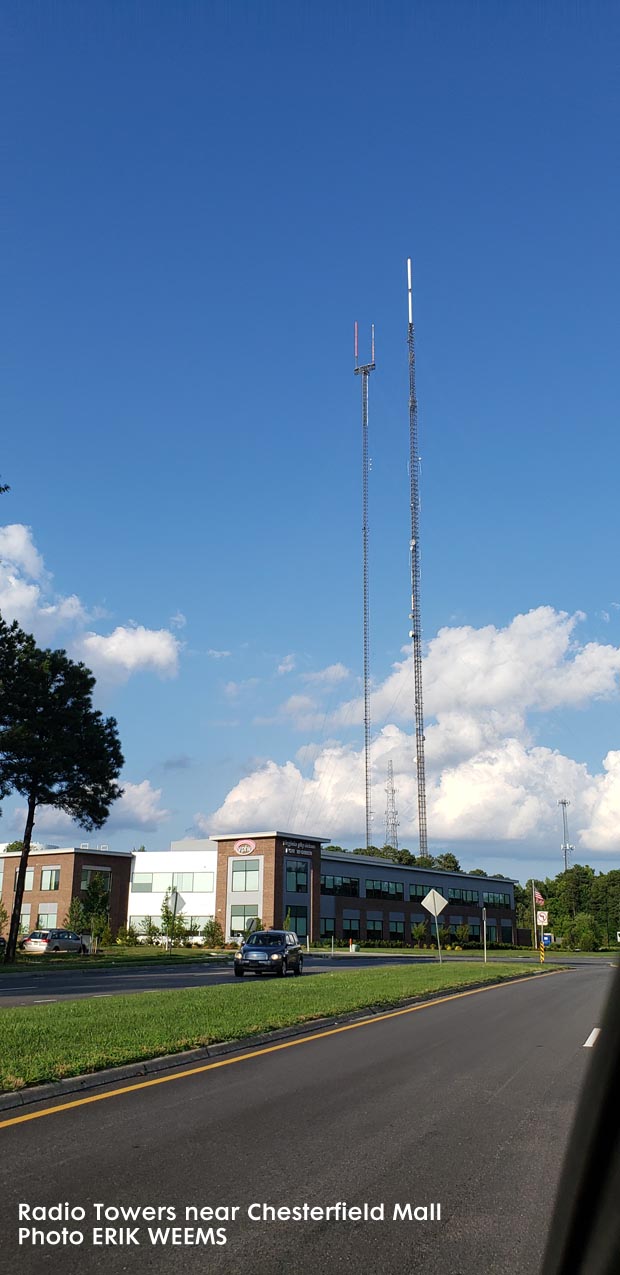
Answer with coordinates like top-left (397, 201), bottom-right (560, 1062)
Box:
top-left (407, 259), bottom-right (428, 857)
top-left (385, 759), bottom-right (399, 850)
top-left (355, 321), bottom-right (375, 852)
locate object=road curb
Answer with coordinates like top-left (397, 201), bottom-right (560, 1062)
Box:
top-left (0, 968), bottom-right (565, 1112)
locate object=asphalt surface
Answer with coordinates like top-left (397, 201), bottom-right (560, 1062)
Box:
top-left (0, 964), bottom-right (612, 1274)
top-left (0, 953), bottom-right (615, 1008)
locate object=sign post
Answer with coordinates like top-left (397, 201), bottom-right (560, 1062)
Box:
top-left (537, 910), bottom-right (548, 964)
top-left (421, 889), bottom-right (448, 964)
top-left (482, 906), bottom-right (487, 964)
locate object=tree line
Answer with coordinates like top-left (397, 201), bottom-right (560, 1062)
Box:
top-left (515, 866), bottom-right (620, 950)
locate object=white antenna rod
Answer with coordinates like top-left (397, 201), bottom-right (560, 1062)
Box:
top-left (407, 257), bottom-right (413, 325)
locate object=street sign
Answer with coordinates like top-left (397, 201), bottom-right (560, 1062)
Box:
top-left (617, 931), bottom-right (620, 944)
top-left (536, 910), bottom-right (548, 926)
top-left (421, 889), bottom-right (448, 918)
top-left (421, 890), bottom-right (448, 966)
top-left (543, 934), bottom-right (552, 947)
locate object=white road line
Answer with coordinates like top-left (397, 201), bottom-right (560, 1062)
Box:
top-left (583, 1028), bottom-right (601, 1048)
top-left (32, 998), bottom-right (58, 1003)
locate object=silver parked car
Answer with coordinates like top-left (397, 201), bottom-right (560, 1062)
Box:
top-left (23, 929), bottom-right (87, 954)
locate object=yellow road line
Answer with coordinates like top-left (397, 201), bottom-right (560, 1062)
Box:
top-left (0, 971), bottom-right (564, 1131)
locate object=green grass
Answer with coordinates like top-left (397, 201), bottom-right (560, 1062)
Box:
top-left (0, 962), bottom-right (552, 1092)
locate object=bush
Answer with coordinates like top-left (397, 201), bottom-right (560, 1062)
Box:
top-left (202, 919), bottom-right (225, 948)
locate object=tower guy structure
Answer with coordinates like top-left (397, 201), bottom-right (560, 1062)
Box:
top-left (407, 259), bottom-right (429, 858)
top-left (385, 759), bottom-right (399, 850)
top-left (355, 321), bottom-right (375, 852)
top-left (559, 798), bottom-right (574, 873)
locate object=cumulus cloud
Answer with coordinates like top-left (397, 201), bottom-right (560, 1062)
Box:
top-left (0, 521), bottom-right (182, 681)
top-left (0, 523), bottom-right (89, 639)
top-left (207, 649), bottom-right (231, 659)
top-left (302, 662), bottom-right (351, 686)
top-left (75, 625), bottom-right (181, 682)
top-left (200, 608), bottom-right (620, 854)
top-left (11, 780), bottom-right (169, 840)
top-left (277, 654), bottom-right (296, 674)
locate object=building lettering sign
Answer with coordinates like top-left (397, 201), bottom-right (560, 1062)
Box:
top-left (283, 842), bottom-right (316, 856)
top-left (234, 839), bottom-right (256, 856)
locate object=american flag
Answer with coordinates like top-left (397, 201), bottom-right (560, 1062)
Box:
top-left (534, 889), bottom-right (545, 905)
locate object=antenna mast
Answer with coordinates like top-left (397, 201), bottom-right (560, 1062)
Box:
top-left (355, 321), bottom-right (375, 851)
top-left (385, 759), bottom-right (399, 850)
top-left (407, 259), bottom-right (428, 857)
top-left (558, 798), bottom-right (574, 873)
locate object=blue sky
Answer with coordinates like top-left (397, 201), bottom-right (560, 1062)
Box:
top-left (1, 2), bottom-right (619, 883)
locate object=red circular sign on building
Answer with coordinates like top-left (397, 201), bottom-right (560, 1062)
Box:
top-left (234, 839), bottom-right (256, 855)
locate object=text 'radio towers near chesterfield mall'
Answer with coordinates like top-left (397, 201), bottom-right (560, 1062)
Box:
top-left (354, 260), bottom-right (428, 858)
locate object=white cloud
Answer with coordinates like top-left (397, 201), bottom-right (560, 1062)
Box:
top-left (0, 524), bottom-right (46, 579)
top-left (223, 678), bottom-right (260, 698)
top-left (277, 653), bottom-right (296, 674)
top-left (11, 780), bottom-right (169, 839)
top-left (75, 625), bottom-right (181, 682)
top-left (207, 648), bottom-right (231, 659)
top-left (302, 662), bottom-right (351, 686)
top-left (170, 611), bottom-right (187, 630)
top-left (0, 523), bottom-right (89, 639)
top-left (105, 780), bottom-right (170, 831)
top-left (0, 521), bottom-right (182, 682)
top-left (202, 608), bottom-right (620, 854)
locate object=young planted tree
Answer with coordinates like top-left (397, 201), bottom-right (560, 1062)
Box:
top-left (63, 896), bottom-right (88, 934)
top-left (0, 616), bottom-right (124, 962)
top-left (201, 918), bottom-right (225, 948)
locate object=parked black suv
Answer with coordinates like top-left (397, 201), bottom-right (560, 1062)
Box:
top-left (234, 930), bottom-right (303, 978)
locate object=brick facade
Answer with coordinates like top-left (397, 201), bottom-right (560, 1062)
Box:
top-left (0, 848), bottom-right (132, 938)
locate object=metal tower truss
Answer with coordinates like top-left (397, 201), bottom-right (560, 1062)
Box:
top-left (406, 259), bottom-right (429, 858)
top-left (385, 759), bottom-right (399, 850)
top-left (355, 321), bottom-right (375, 852)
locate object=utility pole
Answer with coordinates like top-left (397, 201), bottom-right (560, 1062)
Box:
top-left (385, 759), bottom-right (399, 850)
top-left (407, 259), bottom-right (428, 857)
top-left (355, 321), bottom-right (375, 852)
top-left (559, 799), bottom-right (574, 873)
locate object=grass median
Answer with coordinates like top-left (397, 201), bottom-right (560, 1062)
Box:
top-left (0, 961), bottom-right (553, 1093)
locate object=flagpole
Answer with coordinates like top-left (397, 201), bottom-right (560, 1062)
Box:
top-left (532, 880), bottom-right (537, 952)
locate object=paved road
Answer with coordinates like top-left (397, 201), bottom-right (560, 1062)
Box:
top-left (0, 965), bottom-right (612, 1274)
top-left (0, 953), bottom-right (615, 1008)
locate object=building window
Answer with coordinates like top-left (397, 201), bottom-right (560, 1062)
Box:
top-left (486, 924), bottom-right (498, 942)
top-left (320, 918), bottom-right (335, 938)
top-left (193, 872), bottom-right (214, 892)
top-left (14, 868), bottom-right (34, 893)
top-left (231, 860), bottom-right (260, 892)
top-left (389, 920), bottom-right (405, 941)
top-left (320, 875), bottom-right (360, 897)
top-left (172, 872), bottom-right (195, 893)
top-left (129, 915), bottom-right (153, 931)
top-left (185, 916), bottom-right (213, 932)
top-left (132, 873), bottom-right (153, 892)
top-left (468, 924), bottom-right (481, 941)
top-left (286, 861), bottom-right (309, 893)
top-left (366, 879), bottom-right (404, 901)
top-left (81, 868), bottom-right (111, 892)
top-left (230, 905), bottom-right (259, 934)
top-left (342, 918), bottom-right (360, 939)
top-left (448, 888), bottom-right (479, 904)
top-left (409, 884), bottom-right (427, 901)
top-left (483, 892), bottom-right (511, 908)
top-left (501, 921), bottom-right (513, 943)
top-left (41, 867), bottom-right (61, 891)
top-left (37, 906), bottom-right (58, 928)
top-left (19, 905), bottom-right (31, 934)
top-left (288, 906), bottom-right (308, 938)
top-left (366, 919), bottom-right (383, 939)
